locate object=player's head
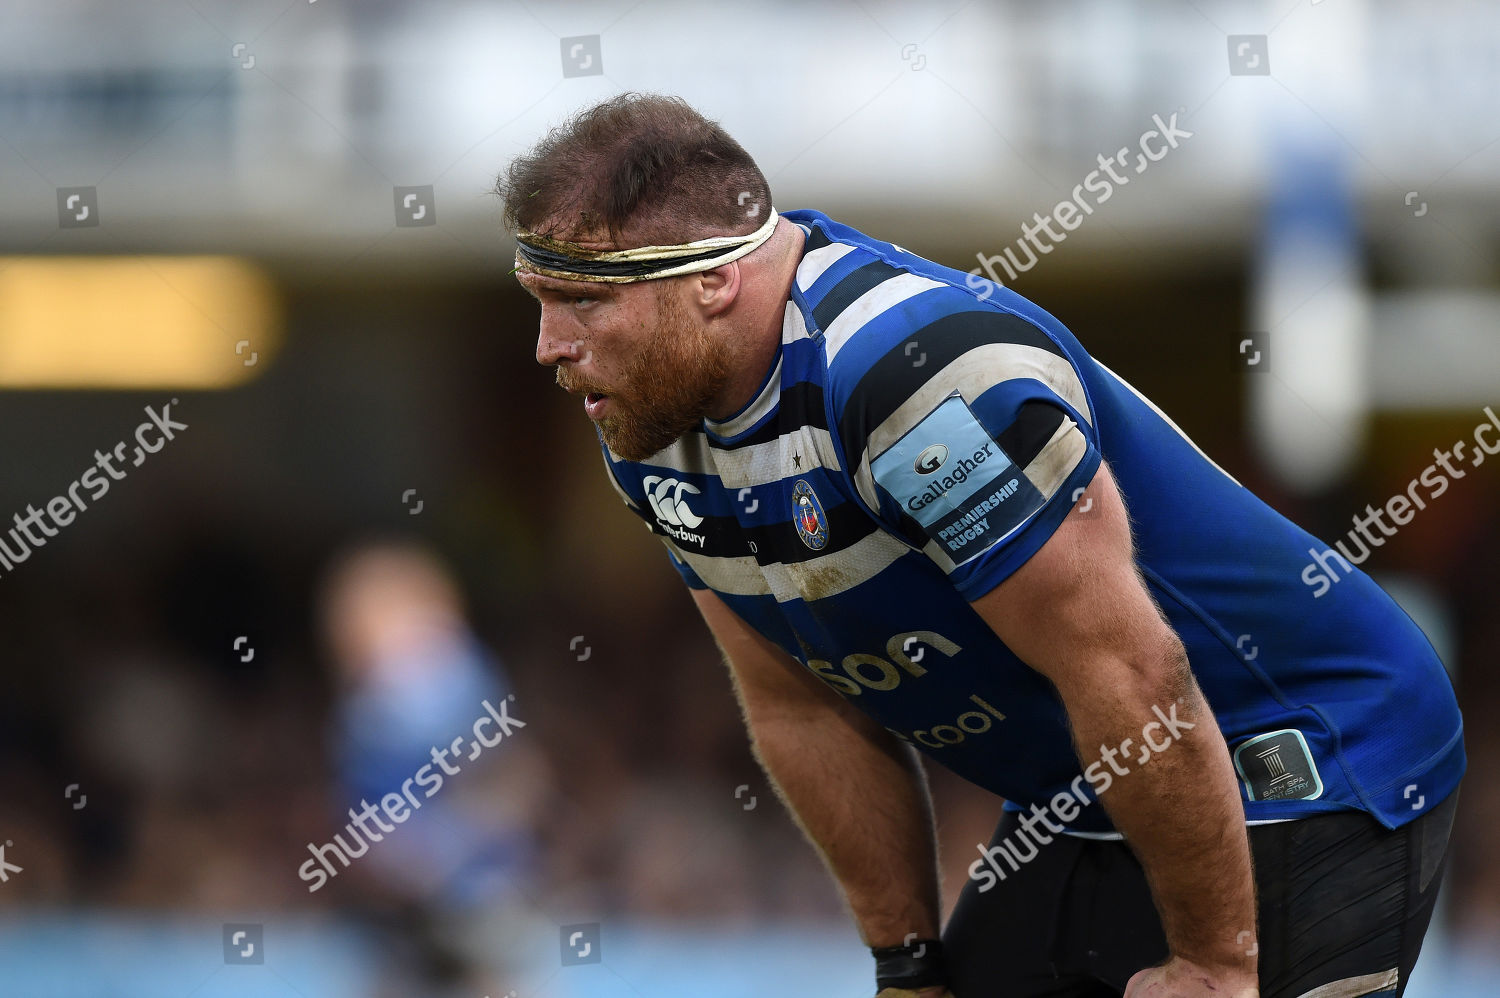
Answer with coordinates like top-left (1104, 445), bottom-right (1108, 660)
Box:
top-left (497, 93), bottom-right (787, 461)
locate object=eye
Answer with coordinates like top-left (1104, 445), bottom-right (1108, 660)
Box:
top-left (571, 296), bottom-right (597, 308)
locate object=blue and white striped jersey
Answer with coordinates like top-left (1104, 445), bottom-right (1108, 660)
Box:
top-left (600, 208), bottom-right (1464, 833)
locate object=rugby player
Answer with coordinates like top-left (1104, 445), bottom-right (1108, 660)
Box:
top-left (497, 94), bottom-right (1464, 998)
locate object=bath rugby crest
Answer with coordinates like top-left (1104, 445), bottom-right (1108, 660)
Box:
top-left (792, 479), bottom-right (828, 550)
top-left (593, 208), bottom-right (1464, 837)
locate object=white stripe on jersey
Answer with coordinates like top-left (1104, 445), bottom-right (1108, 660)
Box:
top-left (761, 528), bottom-right (910, 604)
top-left (1024, 416), bottom-right (1089, 499)
top-left (795, 242), bottom-right (855, 291)
top-left (668, 541), bottom-right (772, 596)
top-left (708, 426), bottom-right (843, 491)
top-left (704, 355), bottom-right (783, 440)
top-left (823, 274), bottom-right (947, 363)
top-left (662, 512), bottom-right (908, 603)
top-left (782, 300), bottom-right (812, 344)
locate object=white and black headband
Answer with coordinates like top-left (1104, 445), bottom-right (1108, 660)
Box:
top-left (513, 208), bottom-right (779, 283)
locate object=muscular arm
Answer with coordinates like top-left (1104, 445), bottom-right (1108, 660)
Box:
top-left (969, 462), bottom-right (1258, 993)
top-left (691, 588), bottom-right (943, 951)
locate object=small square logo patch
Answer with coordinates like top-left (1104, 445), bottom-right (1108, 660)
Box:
top-left (222, 922), bottom-right (263, 964)
top-left (560, 922), bottom-right (601, 965)
top-left (1233, 729), bottom-right (1323, 802)
top-left (560, 36), bottom-right (603, 77)
top-left (1234, 332), bottom-right (1269, 372)
top-left (1228, 35), bottom-right (1270, 76)
top-left (394, 185), bottom-right (436, 226)
top-left (57, 186), bottom-right (99, 228)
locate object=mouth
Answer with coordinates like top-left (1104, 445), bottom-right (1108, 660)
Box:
top-left (583, 391), bottom-right (611, 419)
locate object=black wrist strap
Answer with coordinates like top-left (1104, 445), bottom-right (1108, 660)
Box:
top-left (872, 939), bottom-right (947, 990)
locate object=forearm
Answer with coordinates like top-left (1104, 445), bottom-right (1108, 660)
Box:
top-left (692, 589), bottom-right (943, 963)
top-left (749, 705), bottom-right (942, 947)
top-left (1069, 655), bottom-right (1256, 973)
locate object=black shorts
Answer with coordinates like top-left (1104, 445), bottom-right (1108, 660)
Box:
top-left (941, 789), bottom-right (1458, 998)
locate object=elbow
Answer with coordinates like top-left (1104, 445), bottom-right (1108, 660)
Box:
top-left (1104, 628), bottom-right (1197, 711)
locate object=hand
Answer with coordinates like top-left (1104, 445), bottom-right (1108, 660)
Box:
top-left (1124, 956), bottom-right (1257, 998)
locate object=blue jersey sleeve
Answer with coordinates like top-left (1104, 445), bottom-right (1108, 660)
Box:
top-left (831, 289), bottom-right (1102, 600)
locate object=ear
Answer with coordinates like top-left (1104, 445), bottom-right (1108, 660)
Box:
top-left (691, 261), bottom-right (741, 319)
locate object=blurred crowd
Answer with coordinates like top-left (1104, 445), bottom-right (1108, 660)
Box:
top-left (0, 515), bottom-right (880, 992)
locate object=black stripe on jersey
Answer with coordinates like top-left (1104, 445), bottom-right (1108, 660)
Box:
top-left (801, 223), bottom-right (833, 255)
top-left (995, 401), bottom-right (1069, 469)
top-left (706, 381), bottom-right (827, 450)
top-left (741, 492), bottom-right (879, 566)
top-left (892, 510), bottom-right (932, 551)
top-left (811, 259), bottom-right (907, 333)
top-left (627, 504), bottom-right (754, 560)
top-left (838, 309), bottom-right (1067, 466)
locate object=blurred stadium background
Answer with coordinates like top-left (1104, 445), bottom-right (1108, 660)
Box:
top-left (0, 1), bottom-right (1496, 995)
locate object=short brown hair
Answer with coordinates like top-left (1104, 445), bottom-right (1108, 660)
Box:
top-left (494, 93), bottom-right (772, 248)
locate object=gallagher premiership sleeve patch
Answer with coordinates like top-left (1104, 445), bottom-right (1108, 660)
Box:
top-left (871, 393), bottom-right (1046, 564)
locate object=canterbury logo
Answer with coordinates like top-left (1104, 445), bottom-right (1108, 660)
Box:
top-left (642, 475), bottom-right (704, 528)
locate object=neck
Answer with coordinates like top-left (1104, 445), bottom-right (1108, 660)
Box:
top-left (706, 218), bottom-right (804, 421)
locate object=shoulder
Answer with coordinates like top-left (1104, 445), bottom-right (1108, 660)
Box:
top-left (784, 215), bottom-right (1086, 418)
top-left (797, 261), bottom-right (1093, 480)
top-left (780, 213), bottom-right (1100, 518)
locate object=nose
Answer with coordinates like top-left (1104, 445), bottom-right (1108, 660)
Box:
top-left (536, 314), bottom-right (583, 367)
